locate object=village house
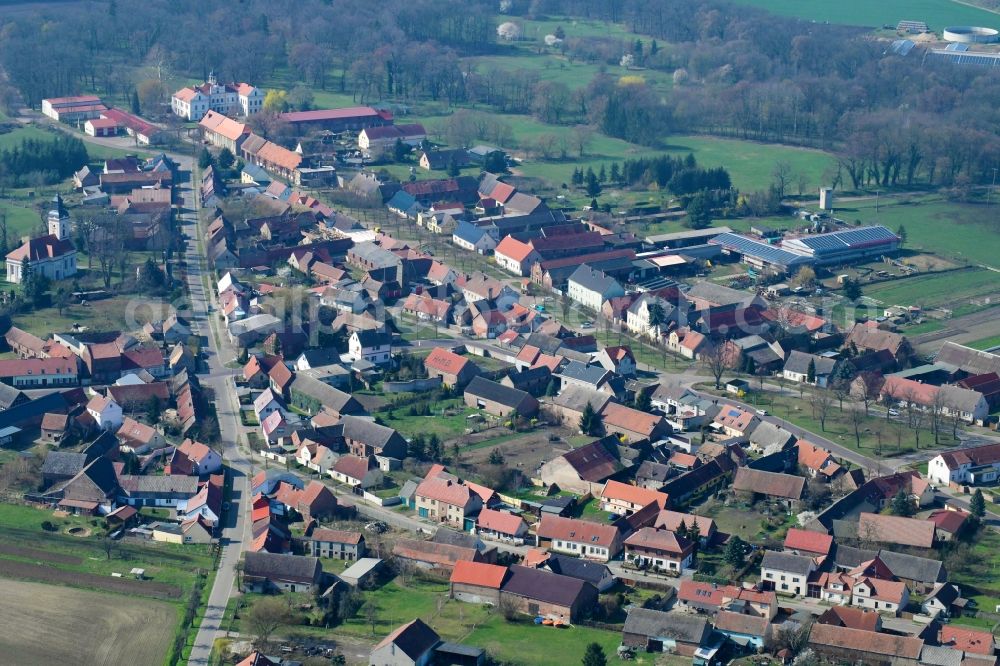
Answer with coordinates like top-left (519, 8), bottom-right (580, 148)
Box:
top-left (116, 417), bottom-right (166, 454)
top-left (423, 348), bottom-right (478, 388)
top-left (929, 442), bottom-right (1000, 487)
top-left (167, 439), bottom-right (223, 476)
top-left (623, 527), bottom-right (695, 573)
top-left (713, 404), bottom-right (760, 437)
top-left (493, 236), bottom-right (541, 276)
top-left (783, 350), bottom-right (839, 387)
top-left (650, 510), bottom-right (716, 545)
top-left (732, 467), bottom-right (805, 505)
top-left (539, 436), bottom-right (625, 495)
top-left (714, 611), bottom-right (772, 651)
top-left (499, 565), bottom-right (598, 623)
top-left (600, 480), bottom-right (668, 517)
top-left (808, 624), bottom-right (923, 666)
top-left (622, 608), bottom-right (712, 658)
top-left (414, 476), bottom-right (484, 529)
top-left (783, 527), bottom-right (834, 562)
top-left (599, 402), bottom-right (670, 444)
top-left (242, 551), bottom-right (323, 594)
top-left (463, 376), bottom-right (539, 418)
top-left (171, 77), bottom-right (263, 120)
top-left (535, 515), bottom-right (622, 562)
top-left (449, 560), bottom-right (508, 605)
top-left (86, 394), bottom-right (123, 431)
top-left (392, 537), bottom-right (487, 571)
top-left (304, 528), bottom-right (366, 560)
top-left (330, 455), bottom-right (382, 489)
top-left (475, 508), bottom-right (529, 545)
top-left (358, 123), bottom-right (426, 155)
top-left (761, 550), bottom-right (816, 597)
top-left (594, 345), bottom-right (636, 378)
top-left (199, 110), bottom-right (250, 153)
top-left (340, 416), bottom-right (408, 460)
top-left (857, 512), bottom-right (936, 549)
top-left (566, 264), bottom-right (625, 311)
top-left (453, 220), bottom-right (498, 255)
top-left (348, 330), bottom-right (392, 366)
top-left (0, 357), bottom-right (79, 388)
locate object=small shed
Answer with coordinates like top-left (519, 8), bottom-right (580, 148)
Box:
top-left (339, 557), bottom-right (383, 588)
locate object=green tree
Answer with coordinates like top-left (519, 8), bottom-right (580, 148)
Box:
top-left (634, 390), bottom-right (652, 412)
top-left (890, 488), bottom-right (914, 517)
top-left (428, 433), bottom-right (442, 460)
top-left (724, 535), bottom-right (747, 569)
top-left (582, 642), bottom-right (607, 666)
top-left (146, 395), bottom-right (161, 422)
top-left (446, 156), bottom-right (460, 177)
top-left (263, 89), bottom-right (289, 113)
top-left (806, 359), bottom-right (816, 384)
top-left (571, 167), bottom-right (583, 186)
top-left (138, 258), bottom-right (166, 293)
top-left (393, 138), bottom-right (409, 162)
top-left (483, 151), bottom-right (507, 173)
top-left (488, 448), bottom-right (505, 465)
top-left (218, 148), bottom-right (235, 170)
top-left (598, 164), bottom-right (607, 183)
top-left (579, 402), bottom-right (602, 436)
top-left (545, 378), bottom-right (559, 397)
top-left (970, 489), bottom-right (986, 522)
top-left (742, 351), bottom-right (756, 376)
top-left (584, 167), bottom-right (601, 197)
top-left (197, 148), bottom-right (213, 170)
top-left (609, 162), bottom-right (621, 184)
top-left (685, 191), bottom-right (712, 229)
top-left (408, 434), bottom-right (426, 460)
top-left (130, 90), bottom-right (141, 116)
top-left (896, 224), bottom-right (907, 248)
top-left (843, 277), bottom-right (863, 301)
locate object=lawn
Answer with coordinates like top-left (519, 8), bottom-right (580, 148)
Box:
top-left (728, 0), bottom-right (1000, 29)
top-left (968, 334), bottom-right (1000, 351)
top-left (2, 295), bottom-right (172, 338)
top-left (862, 269), bottom-right (1000, 309)
top-left (379, 397), bottom-right (479, 441)
top-left (466, 616), bottom-right (630, 666)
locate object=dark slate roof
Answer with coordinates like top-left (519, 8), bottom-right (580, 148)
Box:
top-left (877, 549), bottom-right (946, 584)
top-left (568, 264), bottom-right (620, 295)
top-left (558, 361), bottom-right (610, 385)
top-left (761, 550), bottom-right (814, 576)
top-left (341, 415), bottom-right (400, 448)
top-left (0, 383), bottom-right (26, 409)
top-left (784, 350), bottom-right (838, 376)
top-left (354, 329), bottom-right (391, 348)
top-left (379, 618), bottom-right (440, 661)
top-left (244, 551), bottom-right (321, 583)
top-left (636, 460), bottom-right (671, 484)
top-left (501, 564), bottom-right (592, 607)
top-left (430, 528), bottom-right (483, 550)
top-left (464, 376), bottom-right (531, 409)
top-left (545, 554), bottom-right (611, 587)
top-left (290, 374), bottom-right (363, 414)
top-left (623, 608), bottom-right (710, 644)
top-left (41, 451), bottom-right (88, 477)
top-left (561, 436), bottom-right (623, 482)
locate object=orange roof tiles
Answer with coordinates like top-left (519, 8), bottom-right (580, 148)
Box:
top-left (783, 527), bottom-right (833, 556)
top-left (449, 560), bottom-right (507, 589)
top-left (601, 480), bottom-right (668, 509)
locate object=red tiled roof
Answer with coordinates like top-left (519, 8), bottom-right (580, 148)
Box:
top-left (198, 110), bottom-right (249, 142)
top-left (941, 625), bottom-right (995, 655)
top-left (653, 510), bottom-right (714, 537)
top-left (0, 357), bottom-right (77, 377)
top-left (332, 455), bottom-right (371, 481)
top-left (678, 579), bottom-right (726, 606)
top-left (495, 236), bottom-right (536, 264)
top-left (927, 508), bottom-right (969, 534)
top-left (424, 347), bottom-right (470, 376)
top-left (416, 477), bottom-right (474, 507)
top-left (536, 515), bottom-right (619, 547)
top-left (476, 508), bottom-right (525, 535)
top-left (783, 528), bottom-right (833, 556)
top-left (624, 527), bottom-right (693, 555)
top-left (732, 468), bottom-right (805, 500)
top-left (310, 528), bottom-right (362, 545)
top-left (601, 480), bottom-right (667, 509)
top-left (280, 107), bottom-right (382, 123)
top-left (6, 234), bottom-right (75, 262)
top-left (599, 402), bottom-right (664, 437)
top-left (450, 560), bottom-right (507, 589)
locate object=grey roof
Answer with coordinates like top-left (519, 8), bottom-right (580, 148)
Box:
top-left (383, 619), bottom-right (440, 661)
top-left (918, 645), bottom-right (963, 666)
top-left (709, 232), bottom-right (812, 270)
top-left (545, 553), bottom-right (611, 587)
top-left (431, 528), bottom-right (483, 550)
top-left (558, 361), bottom-right (611, 386)
top-left (784, 350), bottom-right (837, 376)
top-left (501, 564), bottom-right (592, 607)
top-left (399, 479), bottom-right (419, 500)
top-left (549, 384), bottom-right (614, 413)
top-left (938, 384), bottom-right (988, 414)
top-left (435, 642), bottom-right (485, 660)
top-left (831, 544), bottom-right (877, 570)
top-left (41, 451), bottom-right (88, 477)
top-left (245, 551), bottom-right (322, 583)
top-left (453, 220), bottom-right (491, 245)
top-left (0, 383), bottom-right (26, 409)
top-left (623, 608), bottom-right (710, 644)
top-left (686, 281), bottom-right (757, 307)
top-left (935, 342), bottom-right (1000, 376)
top-left (297, 348), bottom-right (342, 368)
top-left (339, 557), bottom-right (383, 583)
top-left (464, 376), bottom-right (532, 409)
top-left (354, 329), bottom-right (391, 348)
top-left (568, 264), bottom-right (621, 296)
top-left (925, 582), bottom-right (961, 606)
top-left (636, 460), bottom-right (671, 484)
top-left (350, 242), bottom-right (398, 269)
top-left (748, 421), bottom-right (796, 451)
top-left (877, 549), bottom-right (946, 584)
top-left (341, 415), bottom-right (402, 449)
top-left (761, 550), bottom-right (815, 576)
top-left (290, 374), bottom-right (363, 414)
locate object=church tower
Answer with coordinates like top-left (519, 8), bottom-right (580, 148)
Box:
top-left (47, 194), bottom-right (71, 240)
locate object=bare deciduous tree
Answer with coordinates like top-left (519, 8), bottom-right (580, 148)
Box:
top-left (701, 342), bottom-right (733, 390)
top-left (814, 390), bottom-right (835, 432)
top-left (247, 596), bottom-right (292, 648)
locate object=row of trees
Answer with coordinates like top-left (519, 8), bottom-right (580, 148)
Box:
top-left (0, 135), bottom-right (89, 186)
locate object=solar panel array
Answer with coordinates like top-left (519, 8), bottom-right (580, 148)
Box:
top-left (889, 39), bottom-right (916, 56)
top-left (784, 225), bottom-right (899, 257)
top-left (931, 50), bottom-right (1000, 67)
top-left (945, 43), bottom-right (970, 52)
top-left (709, 233), bottom-right (812, 268)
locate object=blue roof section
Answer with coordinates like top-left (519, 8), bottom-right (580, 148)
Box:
top-left (889, 39), bottom-right (916, 56)
top-left (788, 225), bottom-right (899, 256)
top-left (453, 220), bottom-right (488, 244)
top-left (931, 51), bottom-right (1000, 67)
top-left (709, 233), bottom-right (812, 268)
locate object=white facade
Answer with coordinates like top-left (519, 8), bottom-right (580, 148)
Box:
top-left (89, 400), bottom-right (124, 431)
top-left (550, 538), bottom-right (611, 562)
top-left (5, 249), bottom-right (77, 285)
top-left (761, 566), bottom-right (810, 597)
top-left (171, 77), bottom-right (262, 121)
top-left (567, 273), bottom-right (624, 312)
top-left (348, 332), bottom-right (391, 365)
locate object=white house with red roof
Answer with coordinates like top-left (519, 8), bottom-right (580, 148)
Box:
top-left (168, 438), bottom-right (223, 476)
top-left (475, 508), bottom-right (529, 545)
top-left (600, 480), bottom-right (668, 516)
top-left (494, 236), bottom-right (541, 276)
top-left (929, 442), bottom-right (1000, 487)
top-left (5, 234), bottom-right (77, 284)
top-left (171, 75), bottom-right (262, 120)
top-left (86, 394), bottom-right (123, 430)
